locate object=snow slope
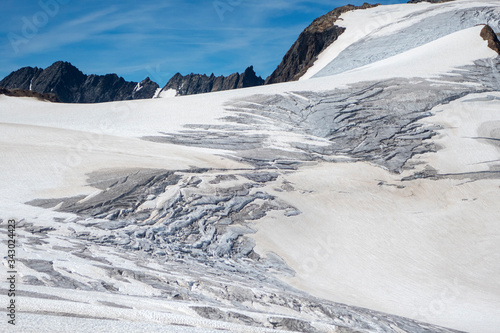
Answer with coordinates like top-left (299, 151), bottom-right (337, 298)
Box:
top-left (1, 2), bottom-right (500, 333)
top-left (301, 0), bottom-right (500, 80)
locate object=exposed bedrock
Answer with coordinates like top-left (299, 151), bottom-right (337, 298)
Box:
top-left (0, 87), bottom-right (60, 102)
top-left (265, 3), bottom-right (379, 84)
top-left (161, 66), bottom-right (264, 96)
top-left (481, 25), bottom-right (500, 54)
top-left (0, 61), bottom-right (159, 103)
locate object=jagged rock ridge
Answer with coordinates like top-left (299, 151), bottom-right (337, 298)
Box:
top-left (0, 61), bottom-right (159, 103)
top-left (161, 66), bottom-right (264, 96)
top-left (265, 3), bottom-right (379, 84)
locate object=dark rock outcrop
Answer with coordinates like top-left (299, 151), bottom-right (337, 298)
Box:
top-left (480, 25), bottom-right (500, 55)
top-left (161, 66), bottom-right (264, 96)
top-left (0, 87), bottom-right (60, 102)
top-left (0, 66), bottom-right (44, 91)
top-left (265, 3), bottom-right (379, 85)
top-left (0, 61), bottom-right (159, 103)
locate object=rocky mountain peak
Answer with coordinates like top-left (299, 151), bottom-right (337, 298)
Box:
top-left (0, 66), bottom-right (42, 91)
top-left (305, 3), bottom-right (377, 34)
top-left (265, 3), bottom-right (379, 84)
top-left (31, 61), bottom-right (86, 102)
top-left (47, 60), bottom-right (81, 72)
top-left (140, 77), bottom-right (154, 85)
top-left (160, 66), bottom-right (264, 96)
top-left (0, 61), bottom-right (159, 103)
top-left (242, 65), bottom-right (256, 76)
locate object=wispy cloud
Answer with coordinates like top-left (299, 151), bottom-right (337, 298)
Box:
top-left (0, 0), bottom-right (408, 85)
top-left (63, 7), bottom-right (118, 27)
top-left (4, 6), bottom-right (157, 56)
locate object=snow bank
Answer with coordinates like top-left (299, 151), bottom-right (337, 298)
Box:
top-left (302, 0), bottom-right (500, 79)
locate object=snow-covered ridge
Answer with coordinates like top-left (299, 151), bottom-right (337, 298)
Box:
top-left (301, 0), bottom-right (500, 79)
top-left (1, 1), bottom-right (500, 333)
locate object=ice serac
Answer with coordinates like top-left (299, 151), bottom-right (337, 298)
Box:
top-left (160, 66), bottom-right (264, 96)
top-left (0, 61), bottom-right (159, 103)
top-left (264, 3), bottom-right (379, 84)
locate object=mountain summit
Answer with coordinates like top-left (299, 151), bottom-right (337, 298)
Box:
top-left (265, 3), bottom-right (379, 84)
top-left (0, 61), bottom-right (159, 103)
top-left (0, 62), bottom-right (266, 102)
top-left (1, 2), bottom-right (500, 332)
top-left (159, 66), bottom-right (264, 97)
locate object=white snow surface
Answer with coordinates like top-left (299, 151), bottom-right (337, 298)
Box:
top-left (334, 25), bottom-right (497, 80)
top-left (301, 0), bottom-right (500, 80)
top-left (0, 26), bottom-right (495, 143)
top-left (152, 87), bottom-right (162, 98)
top-left (133, 81), bottom-right (142, 93)
top-left (1, 2), bottom-right (500, 333)
top-left (0, 24), bottom-right (495, 217)
top-left (158, 88), bottom-right (177, 98)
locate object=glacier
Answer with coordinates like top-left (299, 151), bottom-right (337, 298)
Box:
top-left (1, 1), bottom-right (500, 332)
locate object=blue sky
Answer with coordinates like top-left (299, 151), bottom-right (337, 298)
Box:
top-left (1, 0), bottom-right (408, 86)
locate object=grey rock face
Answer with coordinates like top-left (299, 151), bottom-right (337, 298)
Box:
top-left (0, 61), bottom-right (159, 103)
top-left (161, 66), bottom-right (264, 96)
top-left (0, 66), bottom-right (43, 90)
